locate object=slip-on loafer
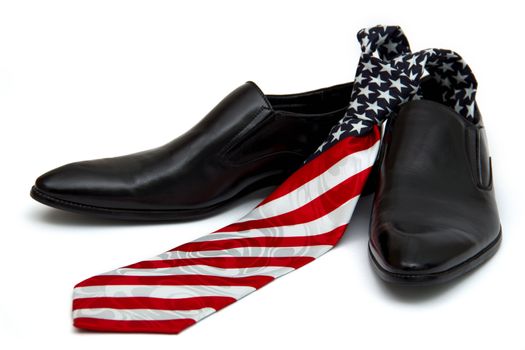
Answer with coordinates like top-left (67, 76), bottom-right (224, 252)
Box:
top-left (31, 81), bottom-right (353, 220)
top-left (369, 94), bottom-right (502, 285)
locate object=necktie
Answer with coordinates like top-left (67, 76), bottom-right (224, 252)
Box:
top-left (72, 25), bottom-right (477, 334)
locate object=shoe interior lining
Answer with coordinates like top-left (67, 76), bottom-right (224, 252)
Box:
top-left (266, 78), bottom-right (478, 122)
top-left (420, 77), bottom-right (480, 123)
top-left (266, 82), bottom-right (353, 115)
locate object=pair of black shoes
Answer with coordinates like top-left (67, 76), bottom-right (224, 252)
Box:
top-left (31, 44), bottom-right (501, 287)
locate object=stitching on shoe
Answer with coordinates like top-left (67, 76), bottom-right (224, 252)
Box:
top-left (33, 187), bottom-right (138, 212)
top-left (32, 187), bottom-right (187, 214)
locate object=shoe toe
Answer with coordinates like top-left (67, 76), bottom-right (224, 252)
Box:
top-left (370, 222), bottom-right (479, 276)
top-left (35, 164), bottom-right (77, 196)
top-left (33, 159), bottom-right (128, 206)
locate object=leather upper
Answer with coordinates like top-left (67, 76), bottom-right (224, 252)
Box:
top-left (35, 82), bottom-right (352, 211)
top-left (369, 99), bottom-right (501, 275)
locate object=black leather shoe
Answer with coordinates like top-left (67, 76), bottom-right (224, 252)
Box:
top-left (369, 98), bottom-right (502, 285)
top-left (31, 81), bottom-right (353, 220)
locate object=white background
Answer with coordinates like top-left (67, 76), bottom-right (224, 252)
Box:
top-left (0, 1), bottom-right (523, 349)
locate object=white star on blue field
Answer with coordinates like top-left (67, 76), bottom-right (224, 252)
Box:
top-left (309, 25), bottom-right (478, 160)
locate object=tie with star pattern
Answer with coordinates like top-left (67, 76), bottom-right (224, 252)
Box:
top-left (312, 26), bottom-right (477, 158)
top-left (72, 25), bottom-right (478, 334)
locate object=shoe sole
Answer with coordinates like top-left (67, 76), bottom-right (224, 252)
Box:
top-left (30, 174), bottom-right (281, 221)
top-left (368, 229), bottom-right (502, 286)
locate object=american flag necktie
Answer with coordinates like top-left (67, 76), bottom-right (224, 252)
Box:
top-left (72, 25), bottom-right (477, 334)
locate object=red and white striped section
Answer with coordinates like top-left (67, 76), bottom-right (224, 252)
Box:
top-left (72, 128), bottom-right (381, 334)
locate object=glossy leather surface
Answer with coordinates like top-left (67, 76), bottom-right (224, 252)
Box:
top-left (369, 99), bottom-right (501, 276)
top-left (33, 82), bottom-right (352, 216)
